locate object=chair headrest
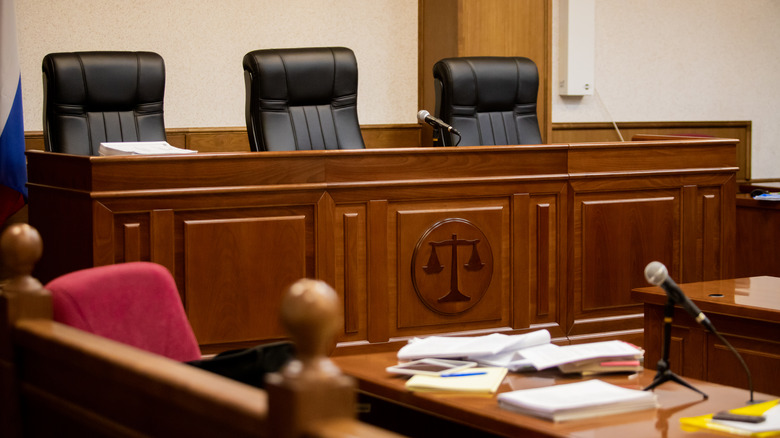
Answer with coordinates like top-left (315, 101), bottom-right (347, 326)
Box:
top-left (42, 51), bottom-right (165, 111)
top-left (243, 47), bottom-right (358, 107)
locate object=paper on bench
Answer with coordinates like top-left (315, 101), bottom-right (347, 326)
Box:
top-left (99, 141), bottom-right (197, 156)
top-left (397, 330), bottom-right (551, 361)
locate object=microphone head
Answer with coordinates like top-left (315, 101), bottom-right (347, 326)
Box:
top-left (417, 110), bottom-right (430, 123)
top-left (644, 261), bottom-right (668, 286)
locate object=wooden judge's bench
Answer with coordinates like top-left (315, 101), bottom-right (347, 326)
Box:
top-left (26, 137), bottom-right (738, 353)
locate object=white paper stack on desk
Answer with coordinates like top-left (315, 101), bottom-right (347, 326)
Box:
top-left (497, 379), bottom-right (658, 422)
top-left (99, 141), bottom-right (197, 156)
top-left (520, 340), bottom-right (644, 375)
top-left (397, 331), bottom-right (643, 375)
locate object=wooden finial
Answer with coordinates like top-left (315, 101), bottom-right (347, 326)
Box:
top-left (266, 278), bottom-right (354, 438)
top-left (1, 224), bottom-right (44, 291)
top-left (0, 224), bottom-right (50, 322)
top-left (278, 278), bottom-right (342, 379)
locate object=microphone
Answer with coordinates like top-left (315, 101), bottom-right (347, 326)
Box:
top-left (644, 261), bottom-right (714, 332)
top-left (644, 261), bottom-right (757, 403)
top-left (417, 110), bottom-right (460, 136)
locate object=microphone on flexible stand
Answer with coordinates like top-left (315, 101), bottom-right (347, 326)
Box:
top-left (644, 261), bottom-right (757, 403)
top-left (417, 110), bottom-right (462, 146)
top-left (417, 110), bottom-right (460, 135)
top-left (644, 262), bottom-right (715, 332)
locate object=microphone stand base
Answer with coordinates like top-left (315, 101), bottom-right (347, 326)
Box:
top-left (643, 368), bottom-right (708, 399)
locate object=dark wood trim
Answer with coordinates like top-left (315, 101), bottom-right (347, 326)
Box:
top-left (552, 121), bottom-right (751, 182)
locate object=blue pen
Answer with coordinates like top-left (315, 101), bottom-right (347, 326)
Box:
top-left (441, 371), bottom-right (487, 377)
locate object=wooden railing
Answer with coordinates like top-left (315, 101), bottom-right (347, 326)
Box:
top-left (0, 223), bottom-right (401, 437)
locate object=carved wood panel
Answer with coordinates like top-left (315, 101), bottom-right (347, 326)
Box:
top-left (334, 205), bottom-right (368, 343)
top-left (183, 216), bottom-right (307, 345)
top-left (573, 193), bottom-right (678, 327)
top-left (394, 203), bottom-right (507, 335)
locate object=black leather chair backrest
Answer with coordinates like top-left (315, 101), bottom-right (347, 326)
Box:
top-left (243, 47), bottom-right (365, 151)
top-left (433, 56), bottom-right (542, 147)
top-left (42, 51), bottom-right (167, 155)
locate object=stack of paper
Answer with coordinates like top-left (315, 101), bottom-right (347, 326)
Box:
top-left (405, 367), bottom-right (509, 394)
top-left (520, 340), bottom-right (644, 374)
top-left (397, 332), bottom-right (643, 375)
top-left (99, 141), bottom-right (197, 156)
top-left (497, 379), bottom-right (658, 422)
top-left (397, 330), bottom-right (551, 371)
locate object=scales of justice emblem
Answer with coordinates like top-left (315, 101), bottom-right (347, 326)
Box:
top-left (411, 218), bottom-right (493, 315)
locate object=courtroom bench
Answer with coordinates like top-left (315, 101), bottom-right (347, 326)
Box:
top-left (0, 224), bottom-right (402, 438)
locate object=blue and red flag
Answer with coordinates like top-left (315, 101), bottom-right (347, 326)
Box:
top-left (0, 0), bottom-right (28, 224)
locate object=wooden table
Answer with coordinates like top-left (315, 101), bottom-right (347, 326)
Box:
top-left (632, 276), bottom-right (780, 396)
top-left (332, 351), bottom-right (777, 437)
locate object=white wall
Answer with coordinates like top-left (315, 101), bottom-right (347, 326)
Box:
top-left (552, 0), bottom-right (780, 180)
top-left (15, 1), bottom-right (779, 179)
top-left (15, 0), bottom-right (418, 129)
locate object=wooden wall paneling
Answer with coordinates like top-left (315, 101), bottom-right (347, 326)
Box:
top-left (570, 191), bottom-right (676, 339)
top-left (526, 190), bottom-right (565, 338)
top-left (552, 122), bottom-right (751, 181)
top-left (511, 193), bottom-right (530, 330)
top-left (316, 192), bottom-right (337, 285)
top-left (367, 200), bottom-right (389, 343)
top-left (93, 202), bottom-right (116, 267)
top-left (360, 125), bottom-right (422, 149)
top-left (183, 215), bottom-right (307, 346)
top-left (701, 193), bottom-right (719, 281)
top-left (535, 204), bottom-right (550, 318)
top-left (735, 196), bottom-right (780, 278)
top-left (179, 127), bottom-right (250, 152)
top-left (707, 330), bottom-right (780, 395)
top-left (342, 212), bottom-right (361, 335)
top-left (150, 209), bottom-right (175, 273)
top-left (681, 185), bottom-right (698, 284)
top-left (333, 205), bottom-right (368, 343)
top-left (122, 223), bottom-right (141, 262)
top-left (27, 187), bottom-right (91, 283)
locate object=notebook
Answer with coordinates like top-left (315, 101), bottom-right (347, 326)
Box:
top-left (404, 367), bottom-right (508, 394)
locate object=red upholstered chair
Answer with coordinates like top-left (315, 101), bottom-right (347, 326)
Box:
top-left (45, 262), bottom-right (202, 362)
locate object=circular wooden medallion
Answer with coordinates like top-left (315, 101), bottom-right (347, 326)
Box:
top-left (411, 218), bottom-right (493, 315)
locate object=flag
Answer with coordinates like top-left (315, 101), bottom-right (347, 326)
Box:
top-left (0, 0), bottom-right (27, 224)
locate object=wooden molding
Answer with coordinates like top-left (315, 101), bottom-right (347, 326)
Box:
top-left (551, 121), bottom-right (751, 181)
top-left (25, 120), bottom-right (751, 181)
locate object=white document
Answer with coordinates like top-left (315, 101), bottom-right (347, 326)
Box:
top-left (475, 343), bottom-right (560, 372)
top-left (497, 379), bottom-right (658, 422)
top-left (397, 330), bottom-right (551, 361)
top-left (99, 141), bottom-right (197, 156)
top-left (516, 340), bottom-right (642, 371)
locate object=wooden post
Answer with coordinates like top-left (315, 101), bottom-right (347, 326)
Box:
top-left (266, 279), bottom-right (357, 438)
top-left (0, 224), bottom-right (50, 437)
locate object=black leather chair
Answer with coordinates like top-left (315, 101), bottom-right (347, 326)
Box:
top-left (433, 56), bottom-right (542, 146)
top-left (42, 51), bottom-right (167, 155)
top-left (242, 47), bottom-right (364, 151)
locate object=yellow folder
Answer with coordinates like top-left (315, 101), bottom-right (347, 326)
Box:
top-left (680, 399), bottom-right (780, 437)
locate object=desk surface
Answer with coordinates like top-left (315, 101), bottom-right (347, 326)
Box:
top-left (631, 276), bottom-right (780, 322)
top-left (333, 351), bottom-right (777, 438)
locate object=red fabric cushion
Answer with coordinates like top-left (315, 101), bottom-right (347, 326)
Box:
top-left (46, 262), bottom-right (202, 362)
